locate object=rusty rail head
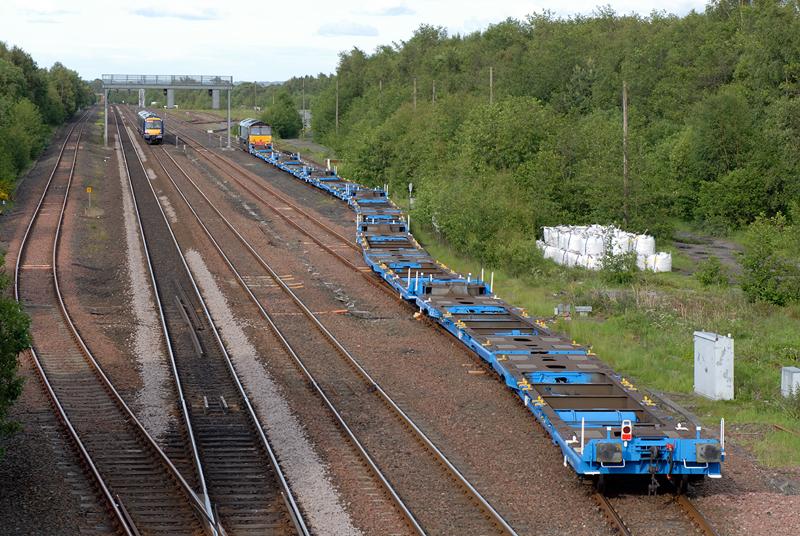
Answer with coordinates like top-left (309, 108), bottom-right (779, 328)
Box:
top-left (592, 492), bottom-right (632, 536)
top-left (118, 108), bottom-right (309, 536)
top-left (675, 494), bottom-right (719, 536)
top-left (151, 133), bottom-right (516, 535)
top-left (12, 110), bottom-right (139, 535)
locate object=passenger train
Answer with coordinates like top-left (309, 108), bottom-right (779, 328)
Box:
top-left (137, 111), bottom-right (164, 144)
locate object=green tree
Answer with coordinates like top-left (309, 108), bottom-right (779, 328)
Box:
top-left (223, 4), bottom-right (800, 276)
top-left (261, 92), bottom-right (302, 138)
top-left (741, 213), bottom-right (800, 305)
top-left (0, 253), bottom-right (30, 455)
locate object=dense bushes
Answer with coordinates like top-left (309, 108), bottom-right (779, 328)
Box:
top-left (261, 92), bottom-right (302, 138)
top-left (282, 3), bottom-right (800, 278)
top-left (695, 256), bottom-right (730, 287)
top-left (0, 254), bottom-right (31, 455)
top-left (0, 43), bottom-right (87, 454)
top-left (0, 43), bottom-right (93, 199)
top-left (741, 213), bottom-right (800, 305)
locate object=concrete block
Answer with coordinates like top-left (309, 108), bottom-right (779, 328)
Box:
top-left (782, 367), bottom-right (800, 397)
top-left (694, 331), bottom-right (734, 401)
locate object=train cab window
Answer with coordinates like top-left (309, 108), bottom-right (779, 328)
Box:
top-left (148, 120), bottom-right (163, 130)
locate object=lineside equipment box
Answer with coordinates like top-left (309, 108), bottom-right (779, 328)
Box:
top-left (694, 331), bottom-right (734, 401)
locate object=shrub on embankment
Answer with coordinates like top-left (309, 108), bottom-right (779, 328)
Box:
top-left (0, 42), bottom-right (94, 201)
top-left (0, 254), bottom-right (31, 456)
top-left (284, 4), bottom-right (800, 281)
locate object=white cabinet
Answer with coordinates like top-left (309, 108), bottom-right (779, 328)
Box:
top-left (693, 332), bottom-right (734, 401)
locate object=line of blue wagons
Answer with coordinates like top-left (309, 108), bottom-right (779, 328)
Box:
top-left (236, 121), bottom-right (724, 486)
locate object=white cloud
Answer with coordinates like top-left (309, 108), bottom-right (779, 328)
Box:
top-left (370, 5), bottom-right (415, 16)
top-left (318, 21), bottom-right (379, 37)
top-left (132, 7), bottom-right (221, 21)
top-left (0, 0), bottom-right (708, 81)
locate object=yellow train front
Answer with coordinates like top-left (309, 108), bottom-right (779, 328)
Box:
top-left (238, 118), bottom-right (272, 150)
top-left (137, 110), bottom-right (164, 144)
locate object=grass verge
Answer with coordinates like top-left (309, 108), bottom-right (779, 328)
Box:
top-left (414, 226), bottom-right (800, 468)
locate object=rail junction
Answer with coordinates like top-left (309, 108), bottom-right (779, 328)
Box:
top-left (6, 104), bottom-right (726, 535)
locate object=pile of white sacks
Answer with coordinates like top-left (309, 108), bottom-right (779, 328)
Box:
top-left (536, 225), bottom-right (672, 272)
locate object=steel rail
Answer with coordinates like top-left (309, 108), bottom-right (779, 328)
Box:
top-left (14, 107), bottom-right (218, 535)
top-left (167, 121), bottom-right (416, 305)
top-left (154, 142), bottom-right (518, 535)
top-left (111, 109), bottom-right (221, 535)
top-left (168, 119), bottom-right (355, 249)
top-left (180, 128), bottom-right (359, 257)
top-left (155, 147), bottom-right (426, 535)
top-left (118, 107), bottom-right (309, 536)
top-left (592, 493), bottom-right (632, 536)
top-left (12, 110), bottom-right (136, 536)
top-left (675, 494), bottom-right (719, 536)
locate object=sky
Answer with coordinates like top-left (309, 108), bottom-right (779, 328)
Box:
top-left (0, 0), bottom-right (708, 82)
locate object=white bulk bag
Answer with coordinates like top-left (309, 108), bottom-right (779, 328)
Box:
top-left (585, 255), bottom-right (602, 270)
top-left (558, 230), bottom-right (570, 250)
top-left (585, 235), bottom-right (604, 256)
top-left (565, 251), bottom-right (579, 267)
top-left (653, 252), bottom-right (672, 272)
top-left (569, 233), bottom-right (586, 254)
top-left (612, 232), bottom-right (632, 255)
top-left (634, 235), bottom-right (656, 257)
top-left (636, 255), bottom-right (647, 271)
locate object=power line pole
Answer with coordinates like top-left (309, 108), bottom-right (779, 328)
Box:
top-left (489, 66), bottom-right (494, 104)
top-left (432, 80), bottom-right (436, 105)
top-left (335, 78), bottom-right (339, 135)
top-left (253, 81), bottom-right (256, 109)
top-left (622, 80), bottom-right (629, 227)
top-left (227, 87), bottom-right (232, 149)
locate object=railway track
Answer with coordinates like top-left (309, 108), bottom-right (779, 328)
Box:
top-left (115, 107), bottom-right (307, 536)
top-left (164, 113), bottom-right (724, 536)
top-left (13, 109), bottom-right (215, 535)
top-left (593, 483), bottom-right (718, 536)
top-left (138, 118), bottom-right (518, 534)
top-left (166, 121), bottom-right (368, 265)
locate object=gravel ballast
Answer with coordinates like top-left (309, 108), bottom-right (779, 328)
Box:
top-left (184, 248), bottom-right (363, 536)
top-left (114, 136), bottom-right (174, 439)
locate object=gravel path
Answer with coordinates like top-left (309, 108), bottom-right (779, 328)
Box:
top-left (184, 248), bottom-right (362, 536)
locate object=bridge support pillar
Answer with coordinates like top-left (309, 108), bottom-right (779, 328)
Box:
top-left (104, 89), bottom-right (109, 147)
top-left (212, 89), bottom-right (220, 109)
top-left (138, 89), bottom-right (145, 108)
top-left (167, 88), bottom-right (175, 108)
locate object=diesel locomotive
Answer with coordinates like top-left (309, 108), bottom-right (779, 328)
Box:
top-left (238, 118), bottom-right (272, 150)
